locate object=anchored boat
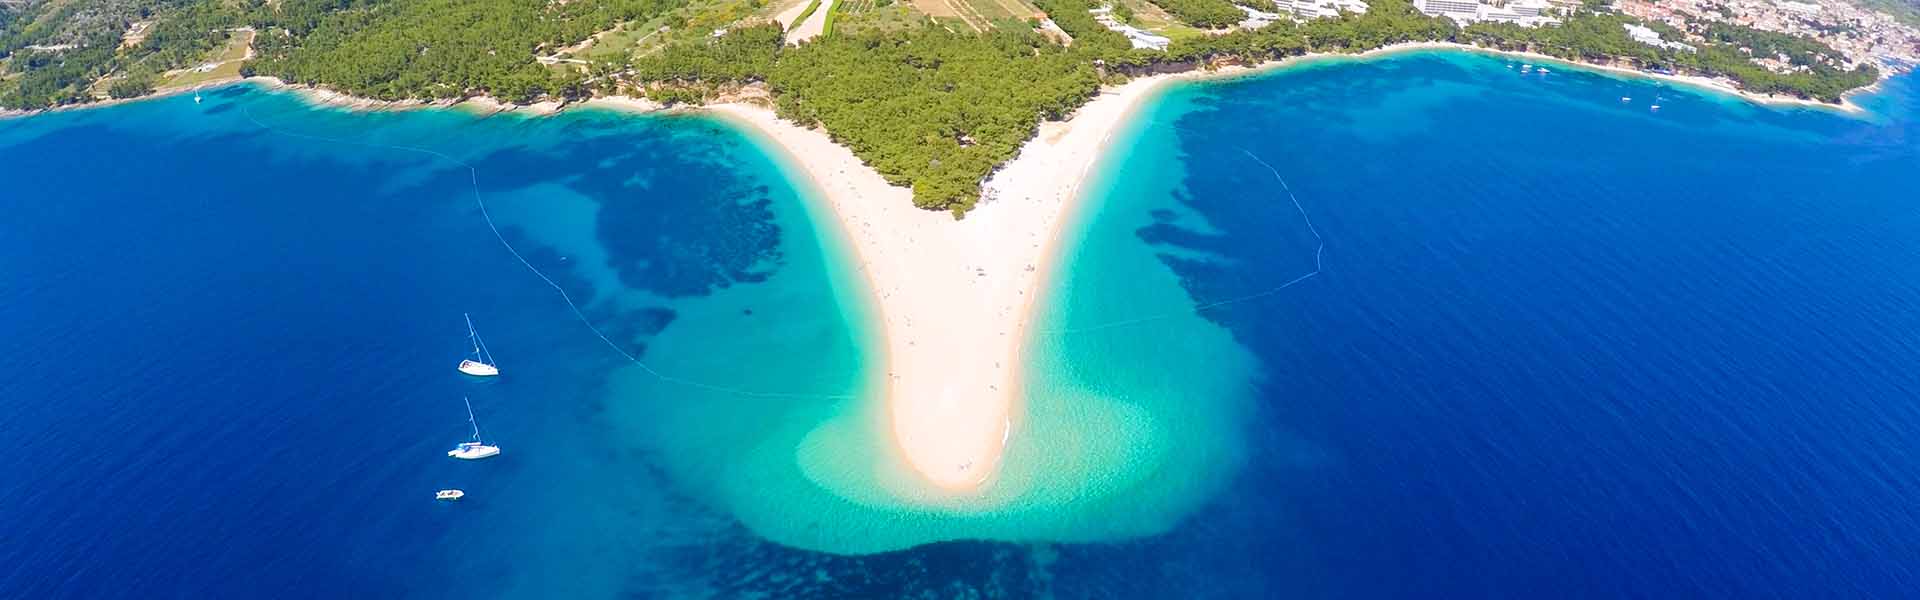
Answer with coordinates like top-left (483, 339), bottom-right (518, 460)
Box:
top-left (458, 313), bottom-right (500, 377)
top-left (448, 396), bottom-right (501, 460)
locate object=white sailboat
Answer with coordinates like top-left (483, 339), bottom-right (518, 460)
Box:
top-left (457, 313), bottom-right (500, 377)
top-left (448, 396), bottom-right (501, 460)
top-left (436, 489), bottom-right (465, 501)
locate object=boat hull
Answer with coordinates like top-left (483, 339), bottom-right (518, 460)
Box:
top-left (458, 360), bottom-right (499, 377)
top-left (448, 444), bottom-right (501, 460)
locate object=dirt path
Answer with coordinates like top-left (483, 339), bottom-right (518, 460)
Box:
top-left (786, 0), bottom-right (836, 44)
top-left (774, 0), bottom-right (814, 29)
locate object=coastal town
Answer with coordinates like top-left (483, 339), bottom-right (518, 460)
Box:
top-left (1053, 0), bottom-right (1917, 78)
top-left (1615, 0), bottom-right (1920, 69)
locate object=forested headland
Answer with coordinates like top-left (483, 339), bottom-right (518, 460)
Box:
top-left (2, 0), bottom-right (1887, 214)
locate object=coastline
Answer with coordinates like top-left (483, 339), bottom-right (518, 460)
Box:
top-left (0, 75), bottom-right (248, 119)
top-left (1188, 41), bottom-right (1872, 113)
top-left (695, 76), bottom-right (1190, 492)
top-left (6, 39), bottom-right (1885, 122)
top-left (4, 43), bottom-right (1888, 490)
top-left (692, 41), bottom-right (1885, 490)
top-left (704, 77), bottom-right (1170, 491)
top-left (0, 76), bottom-right (583, 121)
top-left (1438, 42), bottom-right (1874, 113)
top-left (253, 77), bottom-right (576, 116)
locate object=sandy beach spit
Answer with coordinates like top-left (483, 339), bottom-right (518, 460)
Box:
top-left (696, 40), bottom-right (1878, 489)
top-left (707, 75), bottom-right (1169, 490)
top-left (2, 42), bottom-right (1874, 491)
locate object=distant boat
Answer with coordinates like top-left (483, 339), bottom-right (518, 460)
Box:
top-left (1621, 96), bottom-right (1632, 102)
top-left (458, 313), bottom-right (499, 377)
top-left (436, 489), bottom-right (465, 501)
top-left (1538, 68), bottom-right (1551, 74)
top-left (1650, 104), bottom-right (1662, 111)
top-left (448, 396), bottom-right (501, 460)
top-left (193, 94), bottom-right (202, 104)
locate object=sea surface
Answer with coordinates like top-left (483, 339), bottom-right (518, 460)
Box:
top-left (4, 49), bottom-right (1920, 597)
top-left (1036, 50), bottom-right (1920, 597)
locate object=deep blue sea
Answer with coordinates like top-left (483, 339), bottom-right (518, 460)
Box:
top-left (1047, 51), bottom-right (1920, 597)
top-left (5, 49), bottom-right (1920, 598)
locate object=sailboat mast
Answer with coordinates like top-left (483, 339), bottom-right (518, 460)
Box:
top-left (464, 313), bottom-right (482, 357)
top-left (463, 396), bottom-right (482, 443)
top-left (464, 313), bottom-right (496, 366)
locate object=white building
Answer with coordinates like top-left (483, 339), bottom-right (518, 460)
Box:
top-left (1274, 0), bottom-right (1370, 19)
top-left (1623, 23), bottom-right (1660, 44)
top-left (1414, 0), bottom-right (1559, 27)
top-left (1775, 0), bottom-right (1820, 15)
top-left (1090, 6), bottom-right (1172, 50)
top-left (1237, 5), bottom-right (1285, 28)
top-left (1623, 23), bottom-right (1698, 51)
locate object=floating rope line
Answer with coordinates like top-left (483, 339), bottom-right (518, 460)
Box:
top-left (240, 100), bottom-right (853, 401)
top-left (1041, 148), bottom-right (1326, 336)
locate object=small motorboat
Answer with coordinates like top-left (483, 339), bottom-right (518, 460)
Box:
top-left (436, 489), bottom-right (465, 501)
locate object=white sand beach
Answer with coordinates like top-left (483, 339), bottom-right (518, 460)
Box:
top-left (700, 39), bottom-right (1876, 492)
top-left (708, 76), bottom-right (1168, 490)
top-left (230, 39), bottom-right (1868, 494)
top-left (9, 36), bottom-right (1871, 493)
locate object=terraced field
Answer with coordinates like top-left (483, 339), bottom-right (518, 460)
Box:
top-left (910, 0), bottom-right (1042, 31)
top-left (831, 0), bottom-right (926, 36)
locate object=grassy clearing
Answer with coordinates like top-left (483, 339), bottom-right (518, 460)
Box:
top-left (914, 0), bottom-right (986, 30)
top-left (620, 0), bottom-right (771, 57)
top-left (1120, 0), bottom-right (1209, 40)
top-left (574, 23), bottom-right (669, 62)
top-left (159, 30), bottom-right (251, 89)
top-left (901, 0), bottom-right (1042, 32)
top-left (571, 0), bottom-right (768, 64)
top-left (967, 0), bottom-right (1042, 20)
top-left (833, 0), bottom-right (931, 35)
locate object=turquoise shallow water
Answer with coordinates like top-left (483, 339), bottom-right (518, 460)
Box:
top-left (7, 48), bottom-right (1920, 597)
top-left (1026, 50), bottom-right (1920, 596)
top-left (0, 84), bottom-right (885, 596)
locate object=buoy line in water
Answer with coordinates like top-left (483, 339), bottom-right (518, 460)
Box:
top-left (239, 101), bottom-right (854, 401)
top-left (1039, 147), bottom-right (1326, 336)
